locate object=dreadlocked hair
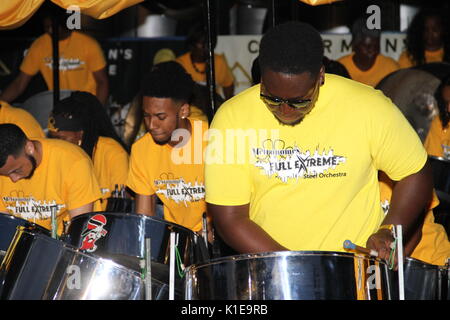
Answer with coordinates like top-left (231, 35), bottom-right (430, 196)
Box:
top-left (436, 76), bottom-right (450, 129)
top-left (405, 8), bottom-right (450, 66)
top-left (53, 92), bottom-right (128, 158)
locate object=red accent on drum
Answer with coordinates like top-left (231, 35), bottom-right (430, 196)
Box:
top-left (80, 214), bottom-right (108, 253)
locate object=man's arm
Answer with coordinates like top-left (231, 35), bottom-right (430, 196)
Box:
top-left (208, 203), bottom-right (288, 253)
top-left (68, 202), bottom-right (94, 219)
top-left (367, 161), bottom-right (433, 259)
top-left (0, 72), bottom-right (33, 103)
top-left (92, 68), bottom-right (109, 106)
top-left (135, 193), bottom-right (156, 216)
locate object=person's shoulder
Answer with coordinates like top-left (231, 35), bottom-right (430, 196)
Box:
top-left (28, 33), bottom-right (50, 49)
top-left (324, 74), bottom-right (390, 104)
top-left (97, 136), bottom-right (127, 152)
top-left (337, 53), bottom-right (352, 63)
top-left (131, 133), bottom-right (154, 152)
top-left (377, 54), bottom-right (400, 67)
top-left (72, 31), bottom-right (99, 42)
top-left (211, 85), bottom-right (260, 125)
top-left (42, 138), bottom-right (92, 163)
top-left (175, 52), bottom-right (189, 62)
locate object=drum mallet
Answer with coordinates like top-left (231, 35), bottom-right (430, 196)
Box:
top-left (343, 240), bottom-right (378, 257)
top-left (144, 238), bottom-right (152, 300)
top-left (51, 205), bottom-right (58, 239)
top-left (202, 213), bottom-right (208, 250)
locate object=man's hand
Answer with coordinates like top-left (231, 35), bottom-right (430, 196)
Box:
top-left (366, 228), bottom-right (395, 261)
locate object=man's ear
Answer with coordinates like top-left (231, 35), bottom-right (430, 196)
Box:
top-left (24, 140), bottom-right (34, 156)
top-left (180, 103), bottom-right (190, 119)
top-left (319, 65), bottom-right (325, 86)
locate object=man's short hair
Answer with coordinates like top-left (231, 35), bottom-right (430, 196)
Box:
top-left (0, 124), bottom-right (27, 168)
top-left (259, 21), bottom-right (324, 77)
top-left (141, 61), bottom-right (194, 103)
top-left (351, 17), bottom-right (381, 45)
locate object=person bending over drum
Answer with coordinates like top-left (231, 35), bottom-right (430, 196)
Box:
top-left (204, 22), bottom-right (433, 262)
top-left (0, 123), bottom-right (101, 235)
top-left (48, 92), bottom-right (129, 211)
top-left (424, 76), bottom-right (450, 159)
top-left (126, 61), bottom-right (212, 240)
top-left (379, 171), bottom-right (450, 267)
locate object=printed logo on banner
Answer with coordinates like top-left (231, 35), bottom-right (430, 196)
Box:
top-left (80, 214), bottom-right (108, 252)
top-left (252, 139), bottom-right (347, 183)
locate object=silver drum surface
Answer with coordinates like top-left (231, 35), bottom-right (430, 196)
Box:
top-left (64, 212), bottom-right (210, 300)
top-left (185, 251), bottom-right (392, 300)
top-left (0, 227), bottom-right (143, 300)
top-left (391, 257), bottom-right (446, 300)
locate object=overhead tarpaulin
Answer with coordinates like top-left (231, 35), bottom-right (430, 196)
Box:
top-left (0, 0), bottom-right (45, 29)
top-left (299, 0), bottom-right (342, 5)
top-left (0, 0), bottom-right (143, 29)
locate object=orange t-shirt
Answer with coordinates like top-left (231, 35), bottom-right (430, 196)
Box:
top-left (93, 136), bottom-right (129, 210)
top-left (127, 118), bottom-right (208, 232)
top-left (0, 138), bottom-right (101, 235)
top-left (176, 52), bottom-right (234, 89)
top-left (0, 101), bottom-right (44, 138)
top-left (398, 48), bottom-right (444, 69)
top-left (424, 116), bottom-right (450, 158)
top-left (20, 31), bottom-right (106, 95)
top-left (379, 172), bottom-right (450, 266)
top-left (338, 53), bottom-right (399, 87)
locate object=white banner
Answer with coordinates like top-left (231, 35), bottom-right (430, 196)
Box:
top-left (216, 33), bottom-right (407, 94)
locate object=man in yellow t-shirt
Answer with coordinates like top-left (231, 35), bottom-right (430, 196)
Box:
top-left (48, 92), bottom-right (129, 211)
top-left (127, 61), bottom-right (209, 233)
top-left (0, 12), bottom-right (109, 105)
top-left (379, 172), bottom-right (450, 266)
top-left (338, 18), bottom-right (399, 87)
top-left (0, 124), bottom-right (101, 235)
top-left (398, 9), bottom-right (447, 69)
top-left (176, 24), bottom-right (234, 101)
top-left (205, 22), bottom-right (433, 260)
top-left (0, 101), bottom-right (44, 138)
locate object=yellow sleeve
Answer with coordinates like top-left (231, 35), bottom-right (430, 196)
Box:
top-left (20, 37), bottom-right (44, 76)
top-left (398, 51), bottom-right (413, 69)
top-left (65, 158), bottom-right (102, 210)
top-left (369, 91), bottom-right (428, 180)
top-left (126, 141), bottom-right (155, 196)
top-left (216, 54), bottom-right (234, 88)
top-left (85, 35), bottom-right (107, 72)
top-left (204, 105), bottom-right (252, 205)
top-left (15, 109), bottom-right (45, 138)
top-left (424, 116), bottom-right (444, 157)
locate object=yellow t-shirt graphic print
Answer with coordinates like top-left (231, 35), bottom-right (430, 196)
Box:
top-left (253, 138), bottom-right (347, 182)
top-left (127, 118), bottom-right (208, 232)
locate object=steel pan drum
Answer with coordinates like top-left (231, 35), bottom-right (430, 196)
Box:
top-left (0, 227), bottom-right (143, 300)
top-left (0, 213), bottom-right (50, 263)
top-left (185, 251), bottom-right (392, 300)
top-left (390, 257), bottom-right (446, 300)
top-left (64, 212), bottom-right (209, 299)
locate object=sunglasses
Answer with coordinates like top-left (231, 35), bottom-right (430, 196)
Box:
top-left (260, 93), bottom-right (312, 109)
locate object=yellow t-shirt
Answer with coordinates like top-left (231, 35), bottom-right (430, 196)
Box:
top-left (127, 118), bottom-right (208, 232)
top-left (20, 31), bottom-right (106, 95)
top-left (337, 53), bottom-right (399, 87)
top-left (176, 52), bottom-right (234, 89)
top-left (398, 48), bottom-right (444, 69)
top-left (0, 138), bottom-right (101, 234)
top-left (424, 115), bottom-right (450, 158)
top-left (93, 136), bottom-right (129, 210)
top-left (379, 173), bottom-right (450, 266)
top-left (205, 74), bottom-right (427, 251)
top-left (0, 101), bottom-right (44, 138)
